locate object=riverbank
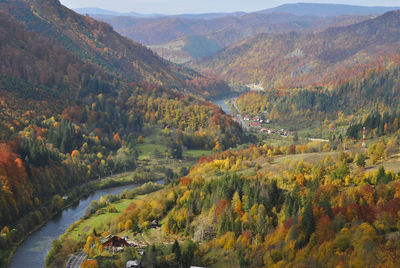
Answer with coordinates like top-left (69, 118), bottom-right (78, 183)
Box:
top-left (44, 181), bottom-right (188, 268)
top-left (45, 182), bottom-right (164, 267)
top-left (7, 171), bottom-right (161, 268)
top-left (8, 124), bottom-right (214, 267)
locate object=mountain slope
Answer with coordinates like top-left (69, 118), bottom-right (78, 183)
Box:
top-left (0, 7), bottom-right (244, 266)
top-left (0, 0), bottom-right (191, 86)
top-left (0, 0), bottom-right (233, 99)
top-left (192, 10), bottom-right (400, 89)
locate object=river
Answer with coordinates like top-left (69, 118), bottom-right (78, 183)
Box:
top-left (9, 180), bottom-right (163, 268)
top-left (10, 99), bottom-right (232, 268)
top-left (214, 98), bottom-right (249, 131)
top-left (213, 98), bottom-right (234, 115)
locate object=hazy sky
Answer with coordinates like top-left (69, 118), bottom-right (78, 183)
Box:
top-left (60, 0), bottom-right (400, 14)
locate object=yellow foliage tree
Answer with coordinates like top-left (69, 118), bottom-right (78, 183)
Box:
top-left (125, 219), bottom-right (133, 230)
top-left (213, 141), bottom-right (222, 152)
top-left (99, 196), bottom-right (106, 207)
top-left (118, 221), bottom-right (124, 232)
top-left (81, 259), bottom-right (98, 268)
top-left (232, 192), bottom-right (242, 215)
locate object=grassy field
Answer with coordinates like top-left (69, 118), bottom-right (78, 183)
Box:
top-left (135, 127), bottom-right (167, 160)
top-left (136, 125), bottom-right (213, 173)
top-left (136, 125), bottom-right (212, 160)
top-left (91, 172), bottom-right (137, 189)
top-left (272, 151), bottom-right (338, 165)
top-left (367, 153), bottom-right (400, 173)
top-left (66, 197), bottom-right (143, 240)
top-left (185, 149), bottom-right (211, 158)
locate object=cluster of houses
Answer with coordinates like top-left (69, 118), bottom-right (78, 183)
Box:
top-left (101, 235), bottom-right (146, 252)
top-left (243, 115), bottom-right (270, 124)
top-left (100, 235), bottom-right (145, 267)
top-left (261, 128), bottom-right (295, 137)
top-left (243, 114), bottom-right (294, 136)
top-left (244, 115), bottom-right (271, 129)
top-left (99, 220), bottom-right (160, 268)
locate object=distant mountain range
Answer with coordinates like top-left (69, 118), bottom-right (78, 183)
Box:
top-left (145, 14), bottom-right (371, 64)
top-left (81, 3), bottom-right (398, 64)
top-left (259, 3), bottom-right (400, 17)
top-left (73, 7), bottom-right (245, 20)
top-left (75, 3), bottom-right (400, 18)
top-left (191, 10), bottom-right (400, 89)
top-left (73, 7), bottom-right (163, 18)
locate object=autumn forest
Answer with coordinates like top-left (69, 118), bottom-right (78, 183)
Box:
top-left (1, 1), bottom-right (400, 268)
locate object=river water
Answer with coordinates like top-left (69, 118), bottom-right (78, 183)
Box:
top-left (213, 98), bottom-right (234, 115)
top-left (10, 180), bottom-right (163, 268)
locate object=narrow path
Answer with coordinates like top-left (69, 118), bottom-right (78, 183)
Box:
top-left (66, 252), bottom-right (87, 268)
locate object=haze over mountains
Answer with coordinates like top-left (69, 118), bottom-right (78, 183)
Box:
top-left (259, 3), bottom-right (400, 17)
top-left (75, 3), bottom-right (400, 19)
top-left (74, 7), bottom-right (245, 20)
top-left (79, 3), bottom-right (399, 64)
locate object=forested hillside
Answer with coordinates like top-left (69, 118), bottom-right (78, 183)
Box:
top-left (234, 57), bottom-right (400, 126)
top-left (0, 2), bottom-right (244, 266)
top-left (192, 10), bottom-right (400, 89)
top-left (51, 133), bottom-right (400, 267)
top-left (3, 1), bottom-right (400, 267)
top-left (0, 0), bottom-right (232, 99)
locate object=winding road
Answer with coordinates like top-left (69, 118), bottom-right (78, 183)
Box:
top-left (231, 99), bottom-right (249, 131)
top-left (66, 252), bottom-right (87, 268)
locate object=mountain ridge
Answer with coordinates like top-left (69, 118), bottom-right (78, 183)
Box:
top-left (74, 3), bottom-right (400, 19)
top-left (191, 10), bottom-right (400, 89)
top-left (260, 2), bottom-right (400, 17)
top-left (89, 4), bottom-right (388, 64)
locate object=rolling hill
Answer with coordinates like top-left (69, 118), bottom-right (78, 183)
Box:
top-left (191, 10), bottom-right (400, 89)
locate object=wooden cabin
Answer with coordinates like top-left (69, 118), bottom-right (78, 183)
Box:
top-left (101, 235), bottom-right (130, 248)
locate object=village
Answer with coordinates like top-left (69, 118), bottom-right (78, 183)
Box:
top-left (241, 114), bottom-right (294, 137)
top-left (222, 98), bottom-right (294, 137)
